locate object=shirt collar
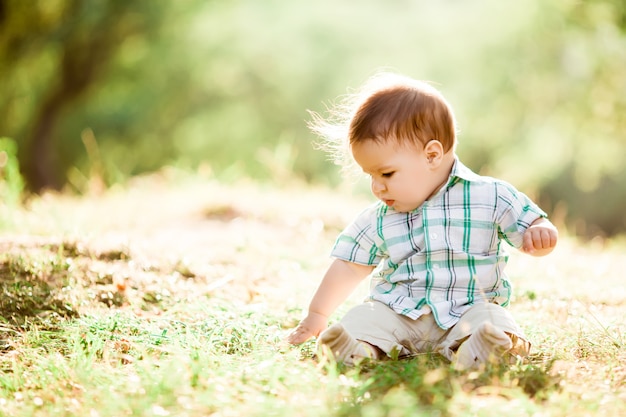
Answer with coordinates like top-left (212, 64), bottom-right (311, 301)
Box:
top-left (448, 157), bottom-right (481, 183)
top-left (427, 157), bottom-right (480, 203)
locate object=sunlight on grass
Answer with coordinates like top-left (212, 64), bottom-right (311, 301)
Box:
top-left (0, 172), bottom-right (625, 416)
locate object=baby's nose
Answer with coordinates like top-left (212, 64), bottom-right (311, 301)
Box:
top-left (371, 178), bottom-right (386, 193)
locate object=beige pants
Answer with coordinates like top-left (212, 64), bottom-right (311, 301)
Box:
top-left (340, 301), bottom-right (530, 362)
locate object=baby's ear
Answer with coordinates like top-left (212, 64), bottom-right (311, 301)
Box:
top-left (424, 140), bottom-right (444, 165)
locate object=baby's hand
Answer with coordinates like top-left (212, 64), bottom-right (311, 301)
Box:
top-left (286, 312), bottom-right (328, 345)
top-left (522, 218), bottom-right (558, 256)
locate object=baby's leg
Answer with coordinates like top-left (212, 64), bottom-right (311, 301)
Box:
top-left (317, 301), bottom-right (444, 365)
top-left (440, 303), bottom-right (530, 370)
top-left (317, 323), bottom-right (381, 365)
top-left (453, 321), bottom-right (513, 370)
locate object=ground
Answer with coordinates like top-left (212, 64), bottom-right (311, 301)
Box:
top-left (0, 169), bottom-right (624, 416)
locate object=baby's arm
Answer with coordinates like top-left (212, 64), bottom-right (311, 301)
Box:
top-left (521, 217), bottom-right (558, 256)
top-left (286, 259), bottom-right (374, 345)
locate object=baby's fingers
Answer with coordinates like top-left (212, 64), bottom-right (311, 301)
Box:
top-left (522, 230), bottom-right (537, 253)
top-left (523, 227), bottom-right (557, 253)
top-left (532, 229), bottom-right (548, 249)
top-left (534, 227), bottom-right (557, 249)
top-left (286, 325), bottom-right (313, 345)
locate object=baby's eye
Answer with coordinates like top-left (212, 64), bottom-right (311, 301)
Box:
top-left (381, 172), bottom-right (395, 178)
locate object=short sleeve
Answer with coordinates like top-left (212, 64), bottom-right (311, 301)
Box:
top-left (495, 182), bottom-right (547, 249)
top-left (331, 206), bottom-right (383, 266)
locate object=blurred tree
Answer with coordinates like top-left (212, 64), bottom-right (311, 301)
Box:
top-left (0, 0), bottom-right (166, 191)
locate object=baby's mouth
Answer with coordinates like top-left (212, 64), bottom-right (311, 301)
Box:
top-left (383, 199), bottom-right (395, 207)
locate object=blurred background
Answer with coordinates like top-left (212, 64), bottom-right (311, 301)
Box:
top-left (0, 0), bottom-right (625, 237)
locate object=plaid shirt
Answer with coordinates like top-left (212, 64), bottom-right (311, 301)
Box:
top-left (331, 158), bottom-right (546, 329)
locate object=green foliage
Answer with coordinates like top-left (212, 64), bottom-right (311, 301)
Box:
top-left (0, 137), bottom-right (24, 206)
top-left (0, 0), bottom-right (625, 234)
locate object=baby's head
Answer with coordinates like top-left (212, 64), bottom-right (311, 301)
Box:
top-left (310, 72), bottom-right (457, 173)
top-left (348, 73), bottom-right (457, 152)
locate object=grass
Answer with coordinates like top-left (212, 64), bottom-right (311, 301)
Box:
top-left (0, 170), bottom-right (625, 416)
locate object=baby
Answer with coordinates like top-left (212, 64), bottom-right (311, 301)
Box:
top-left (287, 72), bottom-right (557, 369)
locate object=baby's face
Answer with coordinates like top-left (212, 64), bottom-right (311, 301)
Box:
top-left (351, 140), bottom-right (444, 212)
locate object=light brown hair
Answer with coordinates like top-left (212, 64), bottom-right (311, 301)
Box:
top-left (310, 72), bottom-right (457, 169)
